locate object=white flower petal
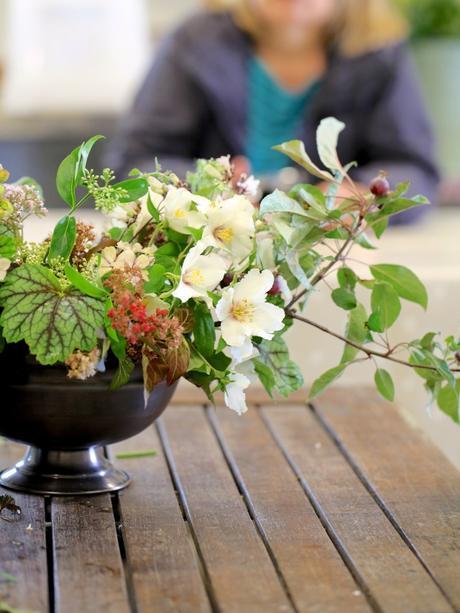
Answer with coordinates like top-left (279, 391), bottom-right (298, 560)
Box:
top-left (215, 287), bottom-right (234, 320)
top-left (220, 317), bottom-right (247, 347)
top-left (233, 269), bottom-right (274, 303)
top-left (227, 339), bottom-right (258, 366)
top-left (224, 372), bottom-right (251, 415)
top-left (250, 302), bottom-right (285, 339)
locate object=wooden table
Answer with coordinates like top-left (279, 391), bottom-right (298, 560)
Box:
top-left (1, 388), bottom-right (460, 613)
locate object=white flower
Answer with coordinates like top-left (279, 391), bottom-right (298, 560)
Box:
top-left (216, 155), bottom-right (232, 174)
top-left (132, 191), bottom-right (164, 235)
top-left (237, 174), bottom-right (260, 198)
top-left (109, 201), bottom-right (137, 225)
top-left (0, 258), bottom-right (11, 281)
top-left (99, 242), bottom-right (154, 277)
top-left (223, 350), bottom-right (258, 415)
top-left (163, 187), bottom-right (208, 234)
top-left (226, 338), bottom-right (259, 366)
top-left (215, 269), bottom-right (285, 347)
top-left (202, 195), bottom-right (255, 261)
top-left (224, 371), bottom-right (251, 415)
top-left (173, 241), bottom-right (229, 304)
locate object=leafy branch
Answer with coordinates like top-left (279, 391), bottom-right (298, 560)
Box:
top-left (286, 309), bottom-right (460, 375)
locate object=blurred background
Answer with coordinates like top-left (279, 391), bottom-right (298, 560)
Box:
top-left (1, 0), bottom-right (460, 466)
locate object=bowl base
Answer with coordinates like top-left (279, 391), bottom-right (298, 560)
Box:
top-left (0, 446), bottom-right (131, 495)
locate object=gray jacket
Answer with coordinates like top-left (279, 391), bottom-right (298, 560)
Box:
top-left (108, 11), bottom-right (439, 222)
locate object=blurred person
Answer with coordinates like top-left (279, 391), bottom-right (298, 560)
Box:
top-left (108, 0), bottom-right (439, 222)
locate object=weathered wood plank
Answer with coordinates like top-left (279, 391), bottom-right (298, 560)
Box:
top-left (263, 404), bottom-right (453, 613)
top-left (112, 426), bottom-right (211, 613)
top-left (173, 384), bottom-right (307, 406)
top-left (210, 406), bottom-right (371, 613)
top-left (52, 495), bottom-right (130, 613)
top-left (0, 440), bottom-right (49, 613)
top-left (314, 388), bottom-right (460, 610)
top-left (159, 406), bottom-right (293, 613)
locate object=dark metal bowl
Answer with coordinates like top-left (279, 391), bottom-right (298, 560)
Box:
top-left (0, 344), bottom-right (177, 495)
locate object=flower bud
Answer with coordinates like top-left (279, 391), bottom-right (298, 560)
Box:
top-left (369, 172), bottom-right (390, 198)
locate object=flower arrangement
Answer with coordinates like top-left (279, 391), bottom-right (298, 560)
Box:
top-left (0, 119), bottom-right (459, 422)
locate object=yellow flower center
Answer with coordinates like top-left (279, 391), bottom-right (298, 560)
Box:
top-left (184, 268), bottom-right (205, 286)
top-left (174, 208), bottom-right (187, 218)
top-left (214, 225), bottom-right (234, 245)
top-left (231, 299), bottom-right (255, 323)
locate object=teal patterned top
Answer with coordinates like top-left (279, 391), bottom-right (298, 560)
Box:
top-left (246, 57), bottom-right (320, 175)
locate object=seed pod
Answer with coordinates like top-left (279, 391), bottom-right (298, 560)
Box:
top-left (370, 172), bottom-right (391, 198)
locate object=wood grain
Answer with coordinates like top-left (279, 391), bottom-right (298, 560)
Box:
top-left (159, 406), bottom-right (292, 613)
top-left (0, 440), bottom-right (49, 613)
top-left (314, 388), bottom-right (460, 610)
top-left (210, 406), bottom-right (371, 613)
top-left (51, 494), bottom-right (130, 613)
top-left (263, 404), bottom-right (453, 613)
top-left (113, 426), bottom-right (211, 613)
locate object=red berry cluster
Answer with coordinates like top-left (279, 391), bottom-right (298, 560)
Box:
top-left (107, 299), bottom-right (169, 346)
top-left (104, 266), bottom-right (183, 357)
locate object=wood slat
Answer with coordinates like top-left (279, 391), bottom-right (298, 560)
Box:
top-left (210, 406), bottom-right (371, 613)
top-left (112, 426), bottom-right (211, 613)
top-left (159, 406), bottom-right (293, 613)
top-left (314, 388), bottom-right (460, 611)
top-left (52, 494), bottom-right (130, 613)
top-left (0, 440), bottom-right (49, 613)
top-left (263, 404), bottom-right (453, 613)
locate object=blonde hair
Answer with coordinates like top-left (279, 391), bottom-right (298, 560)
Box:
top-left (204, 0), bottom-right (408, 56)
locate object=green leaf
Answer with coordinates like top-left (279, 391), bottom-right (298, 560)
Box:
top-left (286, 250), bottom-right (313, 291)
top-left (381, 195), bottom-right (429, 217)
top-left (437, 383), bottom-right (460, 423)
top-left (193, 303), bottom-right (216, 359)
top-left (75, 135), bottom-right (104, 188)
top-left (316, 117), bottom-right (346, 174)
top-left (337, 267), bottom-right (357, 290)
top-left (0, 224), bottom-right (17, 259)
top-left (273, 140), bottom-right (334, 181)
top-left (374, 368), bottom-right (395, 402)
top-left (258, 335), bottom-right (304, 397)
top-left (253, 358), bottom-right (276, 398)
top-left (48, 215), bottom-right (77, 262)
top-left (64, 263), bottom-right (107, 299)
top-left (113, 177), bottom-right (149, 203)
top-left (115, 449), bottom-right (157, 459)
top-left (341, 303), bottom-right (368, 363)
top-left (370, 264), bottom-right (428, 309)
top-left (56, 145), bottom-right (80, 207)
top-left (368, 283), bottom-right (401, 332)
top-left (355, 232), bottom-right (376, 250)
top-left (0, 264), bottom-right (104, 364)
top-left (331, 287), bottom-right (357, 310)
top-left (110, 356), bottom-right (135, 390)
top-left (104, 298), bottom-right (126, 361)
top-left (371, 217), bottom-right (388, 239)
top-left (260, 189), bottom-right (312, 218)
top-left (144, 264), bottom-right (166, 294)
top-left (310, 364), bottom-right (347, 399)
top-left (290, 184), bottom-right (327, 214)
top-left (146, 192), bottom-right (160, 222)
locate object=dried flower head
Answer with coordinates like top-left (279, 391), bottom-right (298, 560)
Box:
top-left (65, 348), bottom-right (101, 380)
